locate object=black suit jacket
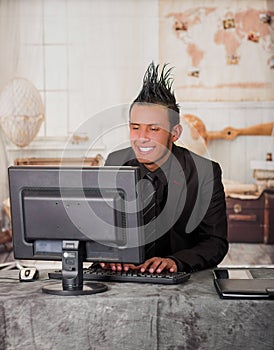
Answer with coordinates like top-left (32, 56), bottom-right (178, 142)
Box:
top-left (105, 144), bottom-right (228, 272)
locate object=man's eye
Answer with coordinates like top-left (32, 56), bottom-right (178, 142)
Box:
top-left (150, 127), bottom-right (160, 131)
top-left (131, 125), bottom-right (139, 130)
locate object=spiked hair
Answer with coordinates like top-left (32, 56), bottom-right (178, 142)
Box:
top-left (130, 62), bottom-right (180, 127)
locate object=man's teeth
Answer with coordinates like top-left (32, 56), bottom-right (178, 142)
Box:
top-left (139, 147), bottom-right (153, 152)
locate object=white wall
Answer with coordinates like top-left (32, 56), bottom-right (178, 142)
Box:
top-left (0, 0), bottom-right (160, 203)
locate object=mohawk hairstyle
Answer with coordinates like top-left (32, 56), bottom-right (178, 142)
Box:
top-left (130, 62), bottom-right (180, 127)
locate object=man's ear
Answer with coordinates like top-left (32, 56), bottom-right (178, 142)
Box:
top-left (171, 124), bottom-right (183, 142)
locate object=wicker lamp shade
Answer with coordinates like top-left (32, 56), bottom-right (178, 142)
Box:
top-left (0, 78), bottom-right (45, 147)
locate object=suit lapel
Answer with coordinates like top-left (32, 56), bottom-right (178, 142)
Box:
top-left (165, 145), bottom-right (188, 225)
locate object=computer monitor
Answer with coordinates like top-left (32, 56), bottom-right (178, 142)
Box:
top-left (8, 166), bottom-right (146, 295)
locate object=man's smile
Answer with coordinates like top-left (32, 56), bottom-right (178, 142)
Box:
top-left (137, 146), bottom-right (155, 154)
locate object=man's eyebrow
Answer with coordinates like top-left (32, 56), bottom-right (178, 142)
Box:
top-left (129, 122), bottom-right (160, 126)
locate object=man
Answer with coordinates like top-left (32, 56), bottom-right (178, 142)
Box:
top-left (103, 62), bottom-right (228, 274)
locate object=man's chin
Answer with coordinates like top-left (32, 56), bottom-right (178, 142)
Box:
top-left (136, 157), bottom-right (154, 165)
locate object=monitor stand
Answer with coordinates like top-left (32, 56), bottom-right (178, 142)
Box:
top-left (42, 240), bottom-right (108, 296)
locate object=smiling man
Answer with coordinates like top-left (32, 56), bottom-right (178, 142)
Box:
top-left (129, 103), bottom-right (182, 171)
top-left (104, 62), bottom-right (228, 274)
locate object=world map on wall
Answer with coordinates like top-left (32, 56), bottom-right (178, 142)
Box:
top-left (159, 0), bottom-right (274, 101)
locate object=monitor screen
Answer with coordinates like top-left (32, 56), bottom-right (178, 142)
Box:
top-left (8, 166), bottom-right (146, 295)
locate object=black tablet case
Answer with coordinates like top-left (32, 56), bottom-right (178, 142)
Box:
top-left (214, 278), bottom-right (274, 299)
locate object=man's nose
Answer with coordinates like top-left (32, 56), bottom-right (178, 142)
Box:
top-left (138, 127), bottom-right (150, 140)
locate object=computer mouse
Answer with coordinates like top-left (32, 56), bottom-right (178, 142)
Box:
top-left (19, 267), bottom-right (39, 282)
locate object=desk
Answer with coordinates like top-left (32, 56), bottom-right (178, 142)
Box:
top-left (0, 269), bottom-right (273, 350)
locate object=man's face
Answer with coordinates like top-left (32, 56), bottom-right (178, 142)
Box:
top-left (129, 103), bottom-right (181, 172)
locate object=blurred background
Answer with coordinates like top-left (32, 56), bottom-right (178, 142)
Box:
top-left (0, 0), bottom-right (273, 266)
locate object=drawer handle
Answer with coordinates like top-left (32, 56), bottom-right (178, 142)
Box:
top-left (229, 214), bottom-right (257, 222)
top-left (233, 204), bottom-right (242, 214)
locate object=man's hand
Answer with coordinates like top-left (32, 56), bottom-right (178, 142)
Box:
top-left (99, 262), bottom-right (137, 271)
top-left (99, 257), bottom-right (177, 273)
top-left (138, 257), bottom-right (177, 274)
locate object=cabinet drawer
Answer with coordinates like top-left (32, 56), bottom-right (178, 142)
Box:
top-left (226, 197), bottom-right (264, 243)
top-left (227, 212), bottom-right (264, 243)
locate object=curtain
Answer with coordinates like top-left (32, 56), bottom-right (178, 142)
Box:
top-left (0, 0), bottom-right (21, 204)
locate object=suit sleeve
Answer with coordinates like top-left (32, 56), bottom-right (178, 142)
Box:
top-left (170, 162), bottom-right (229, 272)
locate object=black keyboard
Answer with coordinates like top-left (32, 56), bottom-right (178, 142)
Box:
top-left (49, 266), bottom-right (190, 285)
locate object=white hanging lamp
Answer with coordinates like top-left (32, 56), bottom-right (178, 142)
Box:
top-left (0, 77), bottom-right (45, 147)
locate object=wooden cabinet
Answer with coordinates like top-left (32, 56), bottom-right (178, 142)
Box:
top-left (226, 190), bottom-right (274, 244)
top-left (264, 192), bottom-right (274, 244)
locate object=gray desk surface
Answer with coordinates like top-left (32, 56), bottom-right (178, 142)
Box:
top-left (0, 268), bottom-right (273, 350)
